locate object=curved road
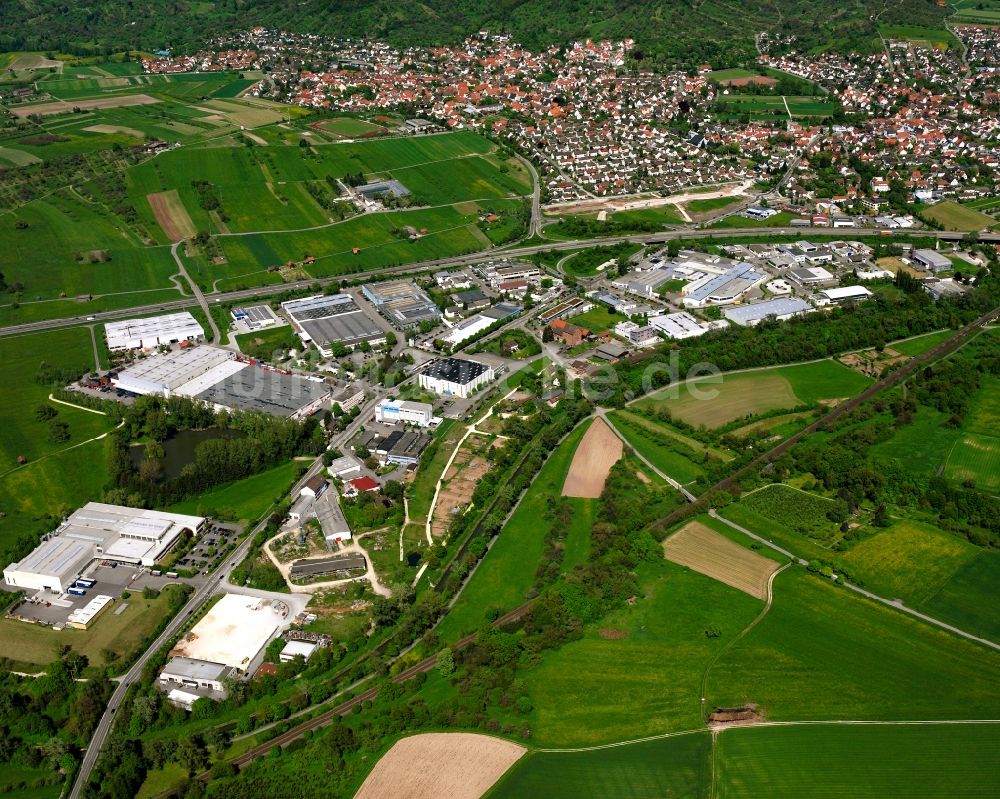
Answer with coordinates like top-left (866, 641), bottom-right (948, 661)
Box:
top-left (170, 240), bottom-right (221, 343)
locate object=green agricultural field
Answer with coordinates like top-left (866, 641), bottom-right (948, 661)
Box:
top-left (685, 195), bottom-right (743, 214)
top-left (963, 196), bottom-right (1000, 213)
top-left (168, 460), bottom-right (302, 523)
top-left (636, 360), bottom-right (870, 428)
top-left (708, 568), bottom-right (1000, 721)
top-left (522, 558), bottom-right (762, 747)
top-left (491, 731), bottom-right (711, 799)
top-left (889, 329), bottom-right (952, 356)
top-left (607, 205), bottom-right (684, 227)
top-left (710, 211), bottom-right (799, 229)
top-left (839, 520), bottom-right (979, 605)
top-left (0, 328), bottom-right (115, 561)
top-left (717, 722), bottom-right (1000, 798)
top-left (608, 411), bottom-right (706, 484)
top-left (709, 68), bottom-right (757, 81)
top-left (952, 0), bottom-right (1000, 24)
top-left (879, 25), bottom-right (959, 49)
top-left (923, 550), bottom-right (1000, 641)
top-left (944, 432), bottom-right (1000, 493)
top-left (738, 484), bottom-right (839, 542)
top-left (922, 200), bottom-right (995, 231)
top-left (869, 407), bottom-right (958, 476)
top-left (435, 422), bottom-right (591, 642)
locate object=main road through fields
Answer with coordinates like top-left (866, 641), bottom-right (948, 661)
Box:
top-left (2, 227), bottom-right (995, 339)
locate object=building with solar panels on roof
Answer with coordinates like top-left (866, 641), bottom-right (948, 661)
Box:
top-left (418, 357), bottom-right (494, 398)
top-left (281, 294), bottom-right (386, 356)
top-left (361, 280), bottom-right (442, 330)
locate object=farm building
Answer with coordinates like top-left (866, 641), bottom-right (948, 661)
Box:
top-left (170, 593), bottom-right (287, 675)
top-left (289, 554), bottom-right (367, 580)
top-left (912, 249), bottom-right (953, 273)
top-left (723, 297), bottom-right (813, 327)
top-left (105, 312), bottom-right (205, 352)
top-left (362, 280), bottom-right (441, 329)
top-left (281, 294), bottom-right (386, 355)
top-left (419, 357), bottom-right (494, 398)
top-left (375, 398), bottom-right (435, 427)
top-left (3, 504), bottom-right (206, 592)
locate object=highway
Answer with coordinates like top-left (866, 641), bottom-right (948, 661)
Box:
top-left (2, 226), bottom-right (995, 340)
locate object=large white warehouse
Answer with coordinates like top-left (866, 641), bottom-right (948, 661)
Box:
top-left (105, 312), bottom-right (205, 352)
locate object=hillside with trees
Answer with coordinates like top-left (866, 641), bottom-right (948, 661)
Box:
top-left (0, 0), bottom-right (948, 68)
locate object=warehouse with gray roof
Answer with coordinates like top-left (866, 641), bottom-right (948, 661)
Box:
top-left (281, 294), bottom-right (386, 356)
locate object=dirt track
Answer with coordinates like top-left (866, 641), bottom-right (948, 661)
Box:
top-left (354, 733), bottom-right (525, 799)
top-left (562, 418), bottom-right (622, 498)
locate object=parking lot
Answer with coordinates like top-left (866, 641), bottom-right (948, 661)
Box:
top-left (173, 523), bottom-right (240, 574)
top-left (9, 566), bottom-right (138, 627)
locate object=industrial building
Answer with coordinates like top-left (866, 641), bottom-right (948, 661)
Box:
top-left (816, 286), bottom-right (873, 305)
top-left (3, 504), bottom-right (206, 592)
top-left (112, 346), bottom-right (331, 419)
top-left (289, 554), bottom-right (367, 580)
top-left (539, 297), bottom-right (594, 325)
top-left (912, 249), bottom-right (953, 274)
top-left (66, 594), bottom-right (114, 629)
top-left (330, 383), bottom-right (366, 412)
top-left (419, 357), bottom-right (494, 398)
top-left (681, 263), bottom-right (767, 308)
top-left (279, 640), bottom-right (318, 662)
top-left (723, 297), bottom-right (813, 327)
top-left (375, 398), bottom-right (435, 427)
top-left (231, 305), bottom-right (279, 330)
top-left (440, 303), bottom-right (521, 348)
top-left (649, 312), bottom-right (711, 340)
top-left (362, 280), bottom-right (441, 329)
top-left (313, 487), bottom-right (353, 544)
top-left (193, 367), bottom-right (330, 419)
top-left (281, 294), bottom-right (386, 355)
top-left (105, 312), bottom-right (205, 352)
top-left (170, 593), bottom-right (286, 674)
top-left (378, 429), bottom-right (432, 466)
top-left (159, 656), bottom-right (238, 699)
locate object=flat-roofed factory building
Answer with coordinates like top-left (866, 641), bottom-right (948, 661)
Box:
top-left (3, 504), bottom-right (206, 592)
top-left (362, 280), bottom-right (441, 329)
top-left (281, 294), bottom-right (386, 356)
top-left (105, 312), bottom-right (205, 352)
top-left (112, 345), bottom-right (331, 419)
top-left (418, 357), bottom-right (494, 398)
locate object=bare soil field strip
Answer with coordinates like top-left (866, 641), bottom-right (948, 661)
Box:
top-left (148, 190), bottom-right (196, 242)
top-left (562, 418), bottom-right (623, 498)
top-left (663, 521), bottom-right (780, 600)
top-left (431, 436), bottom-right (493, 537)
top-left (11, 93), bottom-right (159, 118)
top-left (83, 123), bottom-right (145, 138)
top-left (354, 733), bottom-right (525, 799)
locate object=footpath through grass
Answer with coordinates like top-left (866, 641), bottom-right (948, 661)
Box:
top-left (435, 421), bottom-right (591, 643)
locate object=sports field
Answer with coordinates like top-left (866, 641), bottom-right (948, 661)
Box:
top-left (921, 200), bottom-right (995, 231)
top-left (317, 117), bottom-right (386, 137)
top-left (716, 722), bottom-right (1000, 797)
top-left (636, 360), bottom-right (870, 428)
top-left (663, 521), bottom-right (780, 599)
top-left (491, 732), bottom-right (711, 799)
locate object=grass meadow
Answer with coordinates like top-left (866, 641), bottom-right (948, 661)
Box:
top-left (435, 421), bottom-right (591, 643)
top-left (921, 200), bottom-right (995, 231)
top-left (521, 558), bottom-right (763, 747)
top-left (635, 360), bottom-right (870, 428)
top-left (889, 329), bottom-right (952, 356)
top-left (739, 484), bottom-right (839, 543)
top-left (608, 411), bottom-right (706, 484)
top-left (168, 460), bottom-right (302, 523)
top-left (490, 732), bottom-right (711, 799)
top-left (717, 722), bottom-right (1000, 798)
top-left (707, 569), bottom-right (1000, 721)
top-left (923, 550), bottom-right (1000, 641)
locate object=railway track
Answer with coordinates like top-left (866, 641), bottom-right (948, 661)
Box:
top-left (217, 601), bottom-right (535, 773)
top-left (654, 305), bottom-right (1000, 530)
